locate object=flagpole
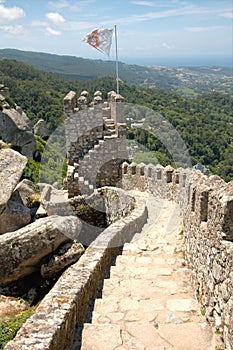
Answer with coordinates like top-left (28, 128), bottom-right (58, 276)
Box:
top-left (114, 25), bottom-right (119, 94)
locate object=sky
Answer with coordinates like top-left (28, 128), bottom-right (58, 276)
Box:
top-left (0, 0), bottom-right (232, 66)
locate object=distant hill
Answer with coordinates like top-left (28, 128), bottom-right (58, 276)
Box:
top-left (0, 49), bottom-right (232, 96)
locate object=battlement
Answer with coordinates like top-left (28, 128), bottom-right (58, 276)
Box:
top-left (64, 90), bottom-right (233, 348)
top-left (63, 90), bottom-right (127, 198)
top-left (121, 161), bottom-right (233, 348)
top-left (4, 90), bottom-right (232, 350)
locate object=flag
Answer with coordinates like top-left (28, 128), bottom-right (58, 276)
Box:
top-left (83, 28), bottom-right (113, 56)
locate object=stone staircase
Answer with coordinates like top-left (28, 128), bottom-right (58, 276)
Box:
top-left (67, 117), bottom-right (119, 197)
top-left (104, 118), bottom-right (117, 136)
top-left (71, 132), bottom-right (127, 196)
top-left (71, 193), bottom-right (221, 350)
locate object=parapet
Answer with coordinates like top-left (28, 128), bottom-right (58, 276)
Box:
top-left (63, 90), bottom-right (77, 111)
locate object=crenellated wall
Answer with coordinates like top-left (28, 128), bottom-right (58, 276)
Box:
top-left (184, 176), bottom-right (233, 350)
top-left (63, 90), bottom-right (127, 198)
top-left (121, 161), bottom-right (233, 349)
top-left (3, 89), bottom-right (232, 350)
top-left (121, 161), bottom-right (192, 214)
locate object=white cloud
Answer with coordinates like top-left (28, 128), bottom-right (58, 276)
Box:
top-left (0, 4), bottom-right (25, 23)
top-left (48, 0), bottom-right (69, 10)
top-left (221, 12), bottom-right (233, 19)
top-left (46, 26), bottom-right (61, 35)
top-left (186, 26), bottom-right (223, 33)
top-left (31, 20), bottom-right (47, 27)
top-left (131, 1), bottom-right (155, 6)
top-left (46, 12), bottom-right (65, 25)
top-left (48, 0), bottom-right (81, 12)
top-left (0, 24), bottom-right (24, 35)
top-left (107, 5), bottom-right (211, 26)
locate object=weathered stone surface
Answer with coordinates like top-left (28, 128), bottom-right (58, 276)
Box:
top-left (40, 184), bottom-right (75, 217)
top-left (0, 199), bottom-right (31, 234)
top-left (3, 194), bottom-right (147, 350)
top-left (100, 187), bottom-right (136, 225)
top-left (184, 178), bottom-right (233, 347)
top-left (33, 118), bottom-right (49, 139)
top-left (0, 107), bottom-right (36, 158)
top-left (0, 146), bottom-right (27, 214)
top-left (35, 204), bottom-right (48, 219)
top-left (81, 324), bottom-right (122, 350)
top-left (158, 323), bottom-right (214, 350)
top-left (14, 179), bottom-right (39, 207)
top-left (0, 295), bottom-right (28, 318)
top-left (166, 298), bottom-right (200, 312)
top-left (41, 241), bottom-right (85, 279)
top-left (0, 215), bottom-right (82, 286)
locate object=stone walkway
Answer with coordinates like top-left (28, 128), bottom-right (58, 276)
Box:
top-left (71, 193), bottom-right (219, 350)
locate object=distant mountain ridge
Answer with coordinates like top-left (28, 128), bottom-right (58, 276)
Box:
top-left (0, 49), bottom-right (232, 96)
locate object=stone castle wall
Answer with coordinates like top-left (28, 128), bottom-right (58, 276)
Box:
top-left (121, 161), bottom-right (233, 349)
top-left (184, 176), bottom-right (233, 350)
top-left (63, 90), bottom-right (127, 198)
top-left (4, 190), bottom-right (148, 350)
top-left (3, 89), bottom-right (232, 349)
top-left (64, 89), bottom-right (233, 348)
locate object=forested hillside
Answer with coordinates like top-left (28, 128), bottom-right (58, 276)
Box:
top-left (0, 49), bottom-right (232, 96)
top-left (0, 59), bottom-right (232, 181)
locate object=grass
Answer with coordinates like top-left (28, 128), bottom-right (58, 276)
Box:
top-left (201, 307), bottom-right (206, 316)
top-left (0, 307), bottom-right (35, 349)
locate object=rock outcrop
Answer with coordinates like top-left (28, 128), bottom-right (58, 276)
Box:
top-left (0, 215), bottom-right (82, 286)
top-left (0, 143), bottom-right (28, 215)
top-left (0, 144), bottom-right (37, 234)
top-left (33, 119), bottom-right (49, 139)
top-left (0, 85), bottom-right (36, 158)
top-left (0, 199), bottom-right (31, 235)
top-left (0, 295), bottom-right (28, 319)
top-left (14, 178), bottom-right (39, 207)
top-left (40, 241), bottom-right (85, 279)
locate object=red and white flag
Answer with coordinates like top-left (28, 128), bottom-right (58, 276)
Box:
top-left (83, 28), bottom-right (113, 56)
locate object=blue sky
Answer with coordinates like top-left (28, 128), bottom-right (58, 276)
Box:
top-left (0, 0), bottom-right (232, 65)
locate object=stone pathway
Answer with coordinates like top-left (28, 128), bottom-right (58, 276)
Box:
top-left (71, 193), bottom-right (219, 350)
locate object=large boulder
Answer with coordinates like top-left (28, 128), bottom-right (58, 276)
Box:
top-left (0, 199), bottom-right (31, 234)
top-left (40, 241), bottom-right (85, 279)
top-left (0, 143), bottom-right (28, 215)
top-left (0, 105), bottom-right (36, 158)
top-left (0, 215), bottom-right (82, 286)
top-left (14, 178), bottom-right (39, 207)
top-left (33, 119), bottom-right (49, 139)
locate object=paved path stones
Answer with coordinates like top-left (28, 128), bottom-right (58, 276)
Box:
top-left (71, 194), bottom-right (220, 350)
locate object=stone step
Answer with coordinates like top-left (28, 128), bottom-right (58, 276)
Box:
top-left (105, 118), bottom-right (115, 123)
top-left (81, 317), bottom-right (214, 350)
top-left (78, 177), bottom-right (94, 195)
top-left (104, 135), bottom-right (118, 140)
top-left (71, 197), bottom-right (218, 350)
top-left (105, 121), bottom-right (115, 127)
top-left (92, 296), bottom-right (201, 325)
top-left (78, 323), bottom-right (122, 350)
